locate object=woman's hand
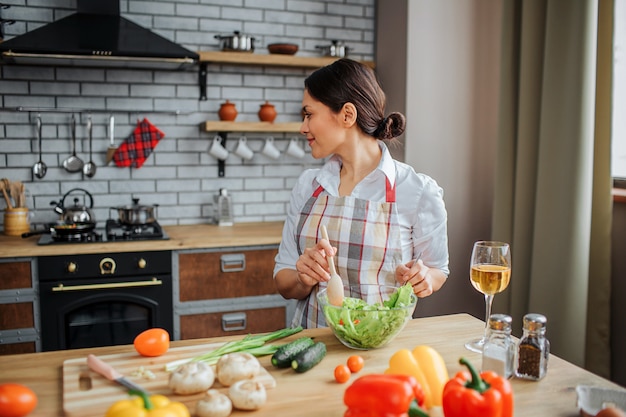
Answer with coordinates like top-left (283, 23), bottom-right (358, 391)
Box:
top-left (396, 259), bottom-right (434, 297)
top-left (295, 239), bottom-right (336, 288)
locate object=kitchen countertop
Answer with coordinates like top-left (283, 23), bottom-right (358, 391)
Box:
top-left (0, 221), bottom-right (284, 258)
top-left (0, 313), bottom-right (622, 417)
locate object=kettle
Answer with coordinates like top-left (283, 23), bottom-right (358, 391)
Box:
top-left (51, 188), bottom-right (96, 225)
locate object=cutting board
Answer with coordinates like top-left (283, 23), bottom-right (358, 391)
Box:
top-left (63, 342), bottom-right (276, 417)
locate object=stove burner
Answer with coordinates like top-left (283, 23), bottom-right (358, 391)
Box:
top-left (106, 219), bottom-right (165, 241)
top-left (35, 220), bottom-right (169, 245)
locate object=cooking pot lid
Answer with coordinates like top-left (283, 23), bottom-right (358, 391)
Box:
top-left (114, 198), bottom-right (158, 210)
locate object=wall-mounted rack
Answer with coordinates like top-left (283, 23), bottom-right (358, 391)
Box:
top-left (0, 106), bottom-right (188, 115)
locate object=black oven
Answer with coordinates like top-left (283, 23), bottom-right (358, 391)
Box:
top-left (38, 251), bottom-right (173, 352)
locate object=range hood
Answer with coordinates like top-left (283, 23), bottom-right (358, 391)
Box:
top-left (0, 1), bottom-right (199, 70)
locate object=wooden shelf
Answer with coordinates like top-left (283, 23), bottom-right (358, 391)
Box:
top-left (202, 121), bottom-right (301, 133)
top-left (198, 51), bottom-right (375, 68)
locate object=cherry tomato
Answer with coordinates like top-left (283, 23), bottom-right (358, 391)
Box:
top-left (346, 355), bottom-right (364, 373)
top-left (0, 383), bottom-right (38, 417)
top-left (596, 407), bottom-right (626, 417)
top-left (334, 364), bottom-right (351, 383)
top-left (133, 328), bottom-right (170, 357)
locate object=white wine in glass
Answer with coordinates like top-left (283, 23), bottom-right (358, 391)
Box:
top-left (465, 241), bottom-right (511, 353)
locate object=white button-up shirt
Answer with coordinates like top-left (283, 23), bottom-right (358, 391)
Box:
top-left (274, 141), bottom-right (449, 277)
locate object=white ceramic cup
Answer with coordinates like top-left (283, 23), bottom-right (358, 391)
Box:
top-left (262, 136), bottom-right (281, 159)
top-left (286, 137), bottom-right (305, 158)
top-left (234, 136), bottom-right (254, 160)
top-left (208, 135), bottom-right (229, 160)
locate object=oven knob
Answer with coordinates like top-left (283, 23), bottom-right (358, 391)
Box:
top-left (138, 258), bottom-right (147, 269)
top-left (67, 262), bottom-right (77, 273)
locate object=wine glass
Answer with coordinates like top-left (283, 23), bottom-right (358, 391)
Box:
top-left (465, 241), bottom-right (511, 353)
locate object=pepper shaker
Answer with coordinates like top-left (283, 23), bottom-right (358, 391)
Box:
top-left (515, 313), bottom-right (550, 380)
top-left (482, 314), bottom-right (515, 378)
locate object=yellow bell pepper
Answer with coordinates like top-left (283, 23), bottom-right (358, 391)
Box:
top-left (105, 390), bottom-right (190, 417)
top-left (384, 345), bottom-right (449, 409)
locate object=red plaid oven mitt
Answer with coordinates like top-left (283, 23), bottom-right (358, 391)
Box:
top-left (113, 118), bottom-right (165, 168)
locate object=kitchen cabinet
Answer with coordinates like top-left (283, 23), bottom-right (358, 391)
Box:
top-left (0, 259), bottom-right (39, 354)
top-left (174, 245), bottom-right (294, 339)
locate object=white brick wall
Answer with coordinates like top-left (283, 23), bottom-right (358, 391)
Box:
top-left (0, 0), bottom-right (375, 228)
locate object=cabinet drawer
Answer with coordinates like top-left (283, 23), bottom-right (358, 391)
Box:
top-left (0, 261), bottom-right (31, 290)
top-left (0, 342), bottom-right (36, 355)
top-left (0, 302), bottom-right (34, 330)
top-left (179, 248), bottom-right (278, 302)
top-left (179, 306), bottom-right (285, 339)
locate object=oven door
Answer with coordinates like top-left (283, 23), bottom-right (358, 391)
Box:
top-left (39, 275), bottom-right (173, 351)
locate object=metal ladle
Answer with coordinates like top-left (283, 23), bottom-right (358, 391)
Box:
top-left (62, 114), bottom-right (84, 173)
top-left (83, 115), bottom-right (97, 178)
top-left (32, 114), bottom-right (47, 179)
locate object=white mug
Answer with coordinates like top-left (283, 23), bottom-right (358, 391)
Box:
top-left (234, 136), bottom-right (254, 160)
top-left (208, 135), bottom-right (229, 160)
top-left (286, 137), bottom-right (305, 159)
top-left (262, 136), bottom-right (281, 159)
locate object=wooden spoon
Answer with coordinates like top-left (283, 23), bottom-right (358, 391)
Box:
top-left (321, 225), bottom-right (344, 306)
top-left (0, 181), bottom-right (12, 209)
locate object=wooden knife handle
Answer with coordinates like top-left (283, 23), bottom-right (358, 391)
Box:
top-left (87, 354), bottom-right (122, 381)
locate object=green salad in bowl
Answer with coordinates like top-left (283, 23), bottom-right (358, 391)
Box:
top-left (317, 283), bottom-right (417, 350)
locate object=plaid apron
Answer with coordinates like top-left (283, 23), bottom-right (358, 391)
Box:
top-left (291, 176), bottom-right (402, 328)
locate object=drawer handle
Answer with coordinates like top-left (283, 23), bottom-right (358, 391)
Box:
top-left (221, 312), bottom-right (247, 332)
top-left (220, 254), bottom-right (246, 273)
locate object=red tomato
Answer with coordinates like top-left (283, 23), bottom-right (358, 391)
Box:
top-left (133, 328), bottom-right (170, 357)
top-left (334, 364), bottom-right (351, 383)
top-left (596, 407), bottom-right (626, 417)
top-left (347, 355), bottom-right (364, 373)
top-left (0, 383), bottom-right (38, 417)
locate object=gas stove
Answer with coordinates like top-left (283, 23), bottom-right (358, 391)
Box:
top-left (36, 220), bottom-right (169, 245)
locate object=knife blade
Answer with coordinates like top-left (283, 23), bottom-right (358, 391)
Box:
top-left (87, 354), bottom-right (150, 395)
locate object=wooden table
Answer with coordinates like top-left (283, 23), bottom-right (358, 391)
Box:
top-left (0, 314), bottom-right (621, 416)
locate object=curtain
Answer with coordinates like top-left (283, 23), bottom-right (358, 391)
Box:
top-left (492, 0), bottom-right (613, 377)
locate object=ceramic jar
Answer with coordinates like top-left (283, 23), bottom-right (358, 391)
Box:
top-left (258, 101), bottom-right (277, 122)
top-left (218, 100), bottom-right (238, 121)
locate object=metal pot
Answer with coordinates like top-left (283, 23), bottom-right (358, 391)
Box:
top-left (215, 31), bottom-right (256, 52)
top-left (315, 40), bottom-right (350, 57)
top-left (51, 188), bottom-right (96, 225)
top-left (111, 198), bottom-right (158, 225)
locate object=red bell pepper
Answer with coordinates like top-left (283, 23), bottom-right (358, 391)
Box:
top-left (344, 374), bottom-right (426, 417)
top-left (442, 357), bottom-right (513, 417)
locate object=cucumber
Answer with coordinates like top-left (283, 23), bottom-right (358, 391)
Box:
top-left (291, 342), bottom-right (327, 373)
top-left (271, 337), bottom-right (315, 368)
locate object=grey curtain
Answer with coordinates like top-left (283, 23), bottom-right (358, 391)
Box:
top-left (492, 0), bottom-right (613, 377)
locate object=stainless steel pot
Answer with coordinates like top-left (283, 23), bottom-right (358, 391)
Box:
top-left (111, 198), bottom-right (158, 225)
top-left (52, 188), bottom-right (96, 225)
top-left (215, 31), bottom-right (256, 52)
top-left (316, 40), bottom-right (349, 57)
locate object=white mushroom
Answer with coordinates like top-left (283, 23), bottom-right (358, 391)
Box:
top-left (196, 389), bottom-right (233, 417)
top-left (168, 361), bottom-right (215, 395)
top-left (228, 379), bottom-right (266, 410)
top-left (215, 352), bottom-right (261, 387)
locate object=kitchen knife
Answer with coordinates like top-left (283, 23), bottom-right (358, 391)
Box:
top-left (87, 354), bottom-right (150, 395)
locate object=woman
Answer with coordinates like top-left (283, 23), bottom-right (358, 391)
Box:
top-left (274, 58), bottom-right (449, 328)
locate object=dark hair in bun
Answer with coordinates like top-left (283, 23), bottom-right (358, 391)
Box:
top-left (304, 58), bottom-right (406, 141)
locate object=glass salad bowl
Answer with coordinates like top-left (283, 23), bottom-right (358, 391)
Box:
top-left (317, 283), bottom-right (417, 350)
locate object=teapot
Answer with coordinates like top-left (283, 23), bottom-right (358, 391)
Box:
top-left (51, 188), bottom-right (96, 225)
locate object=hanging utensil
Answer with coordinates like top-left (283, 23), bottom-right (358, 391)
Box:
top-left (105, 115), bottom-right (116, 165)
top-left (62, 114), bottom-right (84, 173)
top-left (321, 224), bottom-right (344, 307)
top-left (83, 115), bottom-right (97, 178)
top-left (32, 115), bottom-right (47, 179)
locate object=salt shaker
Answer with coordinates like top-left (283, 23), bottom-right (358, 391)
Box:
top-left (515, 313), bottom-right (550, 380)
top-left (482, 314), bottom-right (515, 378)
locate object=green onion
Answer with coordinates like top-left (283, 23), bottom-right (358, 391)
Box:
top-left (164, 326), bottom-right (302, 372)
